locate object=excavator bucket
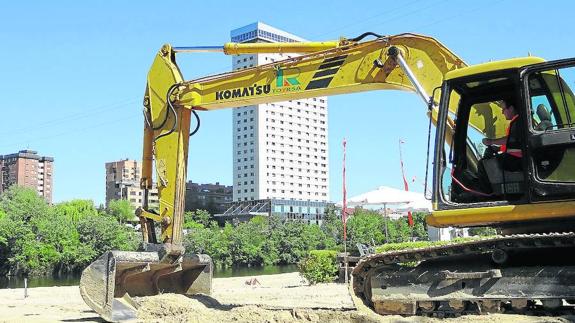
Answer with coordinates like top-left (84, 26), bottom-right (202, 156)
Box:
top-left (79, 250), bottom-right (212, 322)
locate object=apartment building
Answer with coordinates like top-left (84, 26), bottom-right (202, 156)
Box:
top-left (105, 159), bottom-right (158, 209)
top-left (228, 22), bottom-right (330, 223)
top-left (0, 150), bottom-right (54, 203)
top-left (185, 181), bottom-right (233, 215)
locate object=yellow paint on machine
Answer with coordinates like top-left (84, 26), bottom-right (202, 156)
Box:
top-left (222, 41), bottom-right (341, 55)
top-left (444, 56), bottom-right (545, 80)
top-left (427, 201), bottom-right (575, 228)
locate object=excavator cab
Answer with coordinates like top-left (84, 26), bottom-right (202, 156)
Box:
top-left (431, 57), bottom-right (575, 229)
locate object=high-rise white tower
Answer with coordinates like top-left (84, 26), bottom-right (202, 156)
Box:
top-left (231, 22), bottom-right (330, 207)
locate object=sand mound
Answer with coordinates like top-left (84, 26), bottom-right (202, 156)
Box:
top-left (136, 293), bottom-right (376, 323)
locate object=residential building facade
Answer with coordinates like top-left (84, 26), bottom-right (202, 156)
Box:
top-left (185, 181), bottom-right (233, 215)
top-left (105, 159), bottom-right (158, 209)
top-left (0, 150), bottom-right (54, 203)
top-left (229, 22), bottom-right (330, 222)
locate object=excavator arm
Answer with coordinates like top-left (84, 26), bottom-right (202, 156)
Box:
top-left (153, 33), bottom-right (464, 111)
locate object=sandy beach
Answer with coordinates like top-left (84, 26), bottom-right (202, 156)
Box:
top-left (0, 272), bottom-right (573, 322)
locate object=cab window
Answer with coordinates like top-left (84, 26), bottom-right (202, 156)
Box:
top-left (527, 67), bottom-right (575, 131)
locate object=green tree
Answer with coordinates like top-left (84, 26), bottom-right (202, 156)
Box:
top-left (347, 209), bottom-right (386, 246)
top-left (229, 216), bottom-right (268, 265)
top-left (0, 186), bottom-right (57, 275)
top-left (387, 216), bottom-right (411, 243)
top-left (0, 209), bottom-right (9, 249)
top-left (0, 186), bottom-right (51, 222)
top-left (0, 209), bottom-right (31, 275)
top-left (106, 199), bottom-right (134, 224)
top-left (275, 222), bottom-right (332, 264)
top-left (184, 209), bottom-right (212, 228)
top-left (182, 212), bottom-right (348, 269)
top-left (273, 221), bottom-right (309, 264)
top-left (77, 214), bottom-right (140, 258)
top-left (346, 209), bottom-right (430, 247)
top-left (53, 199), bottom-right (98, 223)
top-left (32, 212), bottom-right (95, 273)
top-left (321, 206), bottom-right (342, 248)
top-left (261, 215), bottom-right (281, 265)
top-left (184, 222), bottom-right (233, 267)
top-left (411, 212), bottom-right (429, 241)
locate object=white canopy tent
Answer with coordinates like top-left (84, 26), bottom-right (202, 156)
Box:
top-left (394, 197), bottom-right (433, 213)
top-left (337, 186), bottom-right (424, 207)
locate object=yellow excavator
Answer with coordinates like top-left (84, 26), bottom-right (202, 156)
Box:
top-left (80, 32), bottom-right (575, 320)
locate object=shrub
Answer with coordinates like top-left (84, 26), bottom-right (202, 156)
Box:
top-left (298, 250), bottom-right (338, 284)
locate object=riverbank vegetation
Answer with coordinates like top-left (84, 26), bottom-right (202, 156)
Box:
top-left (0, 186), bottom-right (434, 279)
top-left (0, 187), bottom-right (139, 277)
top-left (183, 207), bottom-right (431, 271)
top-left (183, 210), bottom-right (338, 267)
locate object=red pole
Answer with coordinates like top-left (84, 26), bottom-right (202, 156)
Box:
top-left (399, 139), bottom-right (414, 227)
top-left (343, 138), bottom-right (347, 241)
top-left (342, 138), bottom-right (349, 284)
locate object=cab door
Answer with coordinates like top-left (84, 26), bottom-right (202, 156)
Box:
top-left (521, 59), bottom-right (575, 202)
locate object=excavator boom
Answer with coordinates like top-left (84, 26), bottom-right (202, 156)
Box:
top-left (168, 33), bottom-right (464, 110)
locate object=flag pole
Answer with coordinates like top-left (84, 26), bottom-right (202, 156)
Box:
top-left (343, 138), bottom-right (348, 284)
top-left (399, 139), bottom-right (414, 232)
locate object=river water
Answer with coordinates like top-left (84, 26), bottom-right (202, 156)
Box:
top-left (0, 264), bottom-right (299, 289)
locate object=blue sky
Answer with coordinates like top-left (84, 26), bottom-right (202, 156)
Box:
top-left (0, 0), bottom-right (572, 205)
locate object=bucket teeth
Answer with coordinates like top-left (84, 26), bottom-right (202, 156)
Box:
top-left (80, 251), bottom-right (212, 322)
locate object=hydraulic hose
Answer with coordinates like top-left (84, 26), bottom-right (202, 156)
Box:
top-left (190, 110), bottom-right (200, 137)
top-left (349, 32), bottom-right (384, 42)
top-left (153, 85), bottom-right (179, 142)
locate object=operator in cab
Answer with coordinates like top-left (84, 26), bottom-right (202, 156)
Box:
top-left (473, 98), bottom-right (523, 199)
top-left (482, 99), bottom-right (522, 171)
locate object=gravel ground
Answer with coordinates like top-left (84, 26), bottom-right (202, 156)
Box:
top-left (1, 272), bottom-right (574, 322)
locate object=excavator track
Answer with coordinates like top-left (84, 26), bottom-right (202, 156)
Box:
top-left (352, 232), bottom-right (575, 317)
